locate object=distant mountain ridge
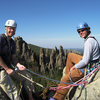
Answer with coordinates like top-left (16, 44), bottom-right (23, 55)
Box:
top-left (69, 48), bottom-right (83, 54)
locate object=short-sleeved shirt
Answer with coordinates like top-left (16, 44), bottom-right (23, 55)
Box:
top-left (0, 34), bottom-right (16, 66)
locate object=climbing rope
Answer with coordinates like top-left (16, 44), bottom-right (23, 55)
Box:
top-left (17, 72), bottom-right (44, 88)
top-left (26, 65), bottom-right (100, 90)
top-left (49, 65), bottom-right (100, 90)
top-left (69, 71), bottom-right (74, 83)
top-left (15, 64), bottom-right (100, 91)
top-left (26, 69), bottom-right (80, 86)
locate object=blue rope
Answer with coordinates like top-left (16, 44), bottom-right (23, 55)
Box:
top-left (69, 71), bottom-right (74, 83)
top-left (26, 69), bottom-right (81, 86)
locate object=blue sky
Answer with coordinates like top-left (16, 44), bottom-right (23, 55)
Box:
top-left (0, 0), bottom-right (100, 49)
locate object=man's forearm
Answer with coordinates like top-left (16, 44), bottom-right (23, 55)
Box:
top-left (0, 56), bottom-right (8, 70)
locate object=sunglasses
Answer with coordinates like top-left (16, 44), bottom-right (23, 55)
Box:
top-left (77, 29), bottom-right (87, 33)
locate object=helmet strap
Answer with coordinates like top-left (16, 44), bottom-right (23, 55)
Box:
top-left (84, 29), bottom-right (90, 39)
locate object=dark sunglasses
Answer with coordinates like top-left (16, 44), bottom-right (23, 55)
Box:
top-left (77, 29), bottom-right (87, 33)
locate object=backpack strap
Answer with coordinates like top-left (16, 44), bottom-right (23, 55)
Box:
top-left (1, 34), bottom-right (12, 57)
top-left (87, 36), bottom-right (100, 48)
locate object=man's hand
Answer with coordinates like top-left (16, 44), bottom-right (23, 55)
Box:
top-left (70, 66), bottom-right (75, 72)
top-left (6, 68), bottom-right (14, 74)
top-left (0, 56), bottom-right (14, 74)
top-left (17, 63), bottom-right (26, 71)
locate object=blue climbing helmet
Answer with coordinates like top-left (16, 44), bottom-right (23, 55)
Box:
top-left (77, 22), bottom-right (90, 31)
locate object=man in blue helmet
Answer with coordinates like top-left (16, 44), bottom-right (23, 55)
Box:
top-left (50, 22), bottom-right (100, 100)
